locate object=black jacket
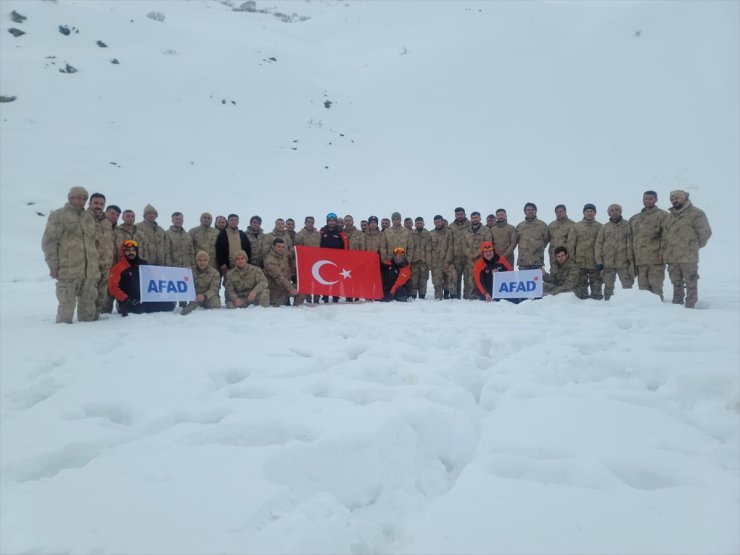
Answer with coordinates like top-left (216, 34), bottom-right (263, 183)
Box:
top-left (216, 228), bottom-right (252, 268)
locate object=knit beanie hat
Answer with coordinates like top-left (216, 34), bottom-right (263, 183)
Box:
top-left (68, 186), bottom-right (89, 199)
top-left (583, 203), bottom-right (597, 213)
top-left (143, 204), bottom-right (158, 216)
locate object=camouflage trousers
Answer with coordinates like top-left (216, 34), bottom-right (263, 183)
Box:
top-left (450, 257), bottom-right (466, 299)
top-left (431, 263), bottom-right (457, 299)
top-left (95, 266), bottom-right (112, 316)
top-left (409, 261), bottom-right (429, 298)
top-left (463, 257), bottom-right (482, 300)
top-left (578, 268), bottom-right (603, 299)
top-left (56, 277), bottom-right (97, 323)
top-left (603, 267), bottom-right (634, 298)
top-left (182, 295), bottom-right (222, 314)
top-left (636, 264), bottom-right (665, 300)
top-left (226, 290), bottom-right (269, 308)
top-left (518, 265), bottom-right (541, 271)
top-left (668, 263), bottom-right (699, 308)
top-left (269, 287), bottom-right (304, 307)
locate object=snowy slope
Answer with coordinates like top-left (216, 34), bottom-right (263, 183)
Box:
top-left (1, 1), bottom-right (738, 554)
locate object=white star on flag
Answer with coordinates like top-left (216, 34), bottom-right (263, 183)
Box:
top-left (340, 268), bottom-right (352, 279)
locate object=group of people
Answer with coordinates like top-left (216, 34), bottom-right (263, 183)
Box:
top-left (41, 186), bottom-right (712, 323)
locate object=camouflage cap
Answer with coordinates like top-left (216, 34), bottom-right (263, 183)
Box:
top-left (68, 186), bottom-right (89, 199)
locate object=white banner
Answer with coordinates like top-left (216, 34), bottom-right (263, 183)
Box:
top-left (139, 265), bottom-right (196, 302)
top-left (493, 269), bottom-right (543, 299)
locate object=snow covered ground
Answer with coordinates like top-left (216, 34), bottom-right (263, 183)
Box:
top-left (1, 1), bottom-right (738, 554)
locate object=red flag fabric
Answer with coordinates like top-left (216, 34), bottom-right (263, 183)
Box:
top-left (295, 246), bottom-right (384, 300)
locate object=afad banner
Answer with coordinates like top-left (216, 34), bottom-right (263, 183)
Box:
top-left (139, 265), bottom-right (196, 303)
top-left (295, 246), bottom-right (384, 300)
top-left (492, 269), bottom-right (543, 299)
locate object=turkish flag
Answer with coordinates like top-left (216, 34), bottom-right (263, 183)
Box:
top-left (295, 246), bottom-right (384, 300)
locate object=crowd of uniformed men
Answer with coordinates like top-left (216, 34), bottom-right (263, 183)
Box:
top-left (41, 186), bottom-right (712, 323)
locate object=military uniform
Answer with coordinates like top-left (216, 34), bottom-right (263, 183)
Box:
top-left (595, 217), bottom-right (634, 299)
top-left (568, 219), bottom-right (603, 299)
top-left (515, 218), bottom-right (549, 269)
top-left (629, 206), bottom-right (668, 299)
top-left (224, 263), bottom-right (269, 308)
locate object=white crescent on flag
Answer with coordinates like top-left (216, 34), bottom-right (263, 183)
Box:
top-left (311, 260), bottom-right (339, 285)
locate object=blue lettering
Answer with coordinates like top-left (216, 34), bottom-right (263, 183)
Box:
top-left (516, 282), bottom-right (526, 292)
top-left (177, 281), bottom-right (187, 292)
top-left (158, 280), bottom-right (167, 292)
top-left (527, 281), bottom-right (536, 292)
top-left (147, 280), bottom-right (158, 293)
top-left (499, 282), bottom-right (509, 293)
top-left (166, 281), bottom-right (177, 293)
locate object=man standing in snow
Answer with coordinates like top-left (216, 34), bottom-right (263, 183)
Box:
top-left (595, 204), bottom-right (634, 300)
top-left (216, 214), bottom-right (252, 275)
top-left (87, 192), bottom-right (116, 319)
top-left (515, 202), bottom-right (550, 271)
top-left (448, 207), bottom-right (470, 299)
top-left (548, 204), bottom-right (575, 266)
top-left (42, 186), bottom-right (100, 323)
top-left (189, 212), bottom-right (219, 270)
top-left (629, 190), bottom-right (668, 300)
top-left (662, 190), bottom-right (712, 308)
top-left (136, 204), bottom-right (166, 266)
top-left (165, 212), bottom-right (195, 269)
top-left (462, 211), bottom-right (493, 299)
top-left (490, 209), bottom-right (517, 270)
top-left (567, 203), bottom-right (603, 300)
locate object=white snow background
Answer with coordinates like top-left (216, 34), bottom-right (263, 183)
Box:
top-left (1, 1), bottom-right (738, 554)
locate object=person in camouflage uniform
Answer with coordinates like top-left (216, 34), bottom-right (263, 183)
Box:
top-left (189, 212), bottom-right (220, 270)
top-left (245, 216), bottom-right (265, 268)
top-left (343, 215), bottom-right (363, 250)
top-left (409, 217), bottom-right (432, 299)
top-left (42, 186), bottom-right (100, 323)
top-left (490, 209), bottom-right (517, 269)
top-left (462, 212), bottom-right (493, 299)
top-left (380, 212), bottom-right (414, 265)
top-left (629, 190), bottom-right (667, 300)
top-left (447, 207), bottom-right (470, 299)
top-left (285, 218), bottom-right (297, 244)
top-left (429, 215), bottom-right (456, 299)
top-left (595, 204), bottom-right (634, 300)
top-left (548, 204), bottom-right (575, 265)
top-left (567, 203), bottom-right (603, 299)
top-left (543, 246), bottom-right (586, 298)
top-left (115, 210), bottom-right (144, 258)
top-left (136, 204), bottom-right (166, 265)
top-left (165, 212), bottom-right (195, 268)
top-left (224, 250), bottom-right (269, 308)
top-left (516, 202), bottom-right (550, 270)
top-left (263, 238), bottom-right (303, 307)
top-left (100, 204), bottom-right (121, 313)
top-left (662, 190), bottom-right (712, 308)
top-left (295, 216), bottom-right (322, 303)
top-left (87, 193), bottom-right (116, 318)
top-left (181, 251), bottom-right (222, 314)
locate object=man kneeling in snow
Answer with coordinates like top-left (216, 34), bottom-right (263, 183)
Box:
top-left (542, 246), bottom-right (587, 299)
top-left (108, 240), bottom-right (175, 316)
top-left (181, 251), bottom-right (221, 315)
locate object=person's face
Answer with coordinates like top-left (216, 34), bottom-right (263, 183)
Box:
top-left (234, 254), bottom-right (247, 268)
top-left (228, 216), bottom-right (239, 229)
top-left (249, 219), bottom-right (261, 232)
top-left (196, 256), bottom-right (209, 270)
top-left (415, 220), bottom-right (424, 231)
top-left (200, 214), bottom-right (212, 227)
top-left (483, 249), bottom-right (494, 260)
top-left (215, 216), bottom-right (227, 230)
top-left (434, 219), bottom-right (444, 230)
top-left (123, 211), bottom-right (135, 226)
top-left (607, 206), bottom-right (622, 219)
top-left (393, 253), bottom-right (405, 263)
top-left (670, 194), bottom-right (685, 209)
top-left (326, 218), bottom-right (337, 229)
top-left (106, 209), bottom-right (120, 225)
top-left (555, 207), bottom-right (567, 220)
top-left (275, 219), bottom-right (285, 232)
top-left (145, 211), bottom-right (157, 222)
top-left (69, 194), bottom-right (87, 210)
top-left (361, 221), bottom-right (368, 232)
top-left (643, 194), bottom-right (657, 209)
top-left (524, 206), bottom-right (536, 219)
top-left (486, 215), bottom-right (495, 226)
top-left (381, 219), bottom-right (390, 230)
top-left (344, 216), bottom-right (354, 228)
top-left (403, 219), bottom-right (412, 230)
top-left (286, 220), bottom-right (295, 232)
top-left (273, 242), bottom-right (286, 255)
top-left (496, 211), bottom-right (507, 223)
top-left (124, 246), bottom-right (137, 260)
top-left (470, 214), bottom-right (481, 226)
top-left (305, 218), bottom-right (315, 231)
top-left (172, 214), bottom-right (184, 227)
top-left (555, 251), bottom-right (568, 265)
top-left (454, 210), bottom-right (465, 223)
top-left (369, 220), bottom-right (378, 230)
top-left (583, 209), bottom-right (596, 221)
top-left (89, 197), bottom-right (105, 216)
